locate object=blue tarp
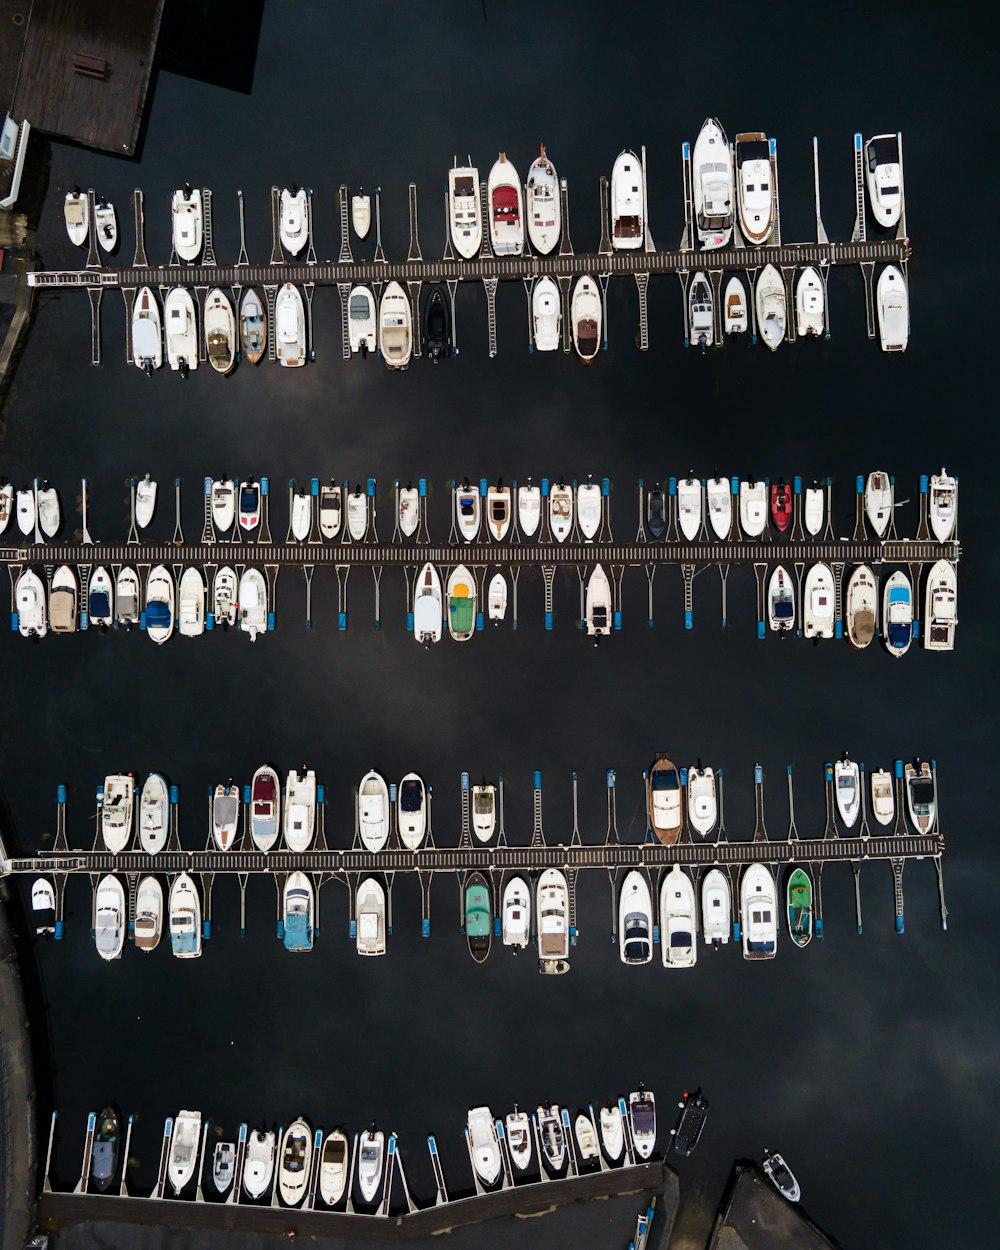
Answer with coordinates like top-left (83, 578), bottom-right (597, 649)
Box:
top-left (146, 600), bottom-right (172, 628)
top-left (89, 591), bottom-right (111, 616)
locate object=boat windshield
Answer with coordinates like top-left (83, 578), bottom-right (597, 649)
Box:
top-left (350, 295), bottom-right (371, 319)
top-left (400, 781), bottom-right (422, 811)
top-left (652, 770), bottom-right (678, 791)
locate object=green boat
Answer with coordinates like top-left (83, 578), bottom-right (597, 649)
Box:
top-left (786, 867), bottom-right (813, 948)
top-left (464, 872), bottom-right (492, 963)
top-left (447, 565), bottom-right (477, 641)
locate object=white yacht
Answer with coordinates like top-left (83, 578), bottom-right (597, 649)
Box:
top-left (413, 562), bottom-right (443, 645)
top-left (571, 275), bottom-right (602, 362)
top-left (240, 288), bottom-right (267, 364)
top-left (468, 1107), bottom-right (502, 1188)
top-left (734, 132), bottom-right (772, 243)
top-left (628, 1091), bottom-right (656, 1159)
top-left (319, 1130), bottom-right (349, 1206)
top-left (132, 286), bottom-right (162, 373)
top-left (168, 1111), bottom-right (202, 1194)
top-left (278, 1119), bottom-right (313, 1205)
top-left (139, 772), bottom-right (169, 854)
top-left (243, 1129), bottom-right (276, 1199)
top-left (661, 865), bottom-right (697, 969)
top-left (49, 564), bottom-right (77, 634)
top-left (795, 268), bottom-right (825, 338)
top-left (348, 285), bottom-right (377, 355)
top-left (864, 134), bottom-right (902, 228)
top-left (15, 569), bottom-right (46, 637)
top-left (755, 264), bottom-right (786, 350)
top-left (687, 767), bottom-right (717, 835)
top-left (397, 772), bottom-right (426, 850)
top-left (536, 868), bottom-right (570, 964)
top-left (599, 1106), bottom-right (624, 1162)
top-left (701, 868), bottom-right (731, 946)
top-left (486, 481), bottom-right (512, 541)
top-left (347, 486), bottom-right (368, 540)
top-left (803, 563), bottom-right (835, 639)
top-left (164, 288), bottom-right (198, 374)
top-left (250, 764), bottom-right (281, 851)
top-left (518, 482), bottom-right (541, 537)
top-left (688, 272), bottom-right (714, 348)
top-left (870, 768), bottom-right (895, 827)
top-left (284, 769), bottom-right (316, 851)
top-left (487, 153), bottom-right (524, 255)
top-left (352, 191), bottom-right (371, 239)
top-left (846, 564), bottom-right (877, 650)
top-left (882, 570), bottom-right (913, 658)
top-left (211, 478), bottom-right (236, 532)
top-left (279, 187), bottom-right (308, 256)
top-left (101, 774), bottom-right (134, 854)
top-left (93, 200), bottom-right (116, 251)
top-left (768, 565), bottom-right (795, 633)
top-left (356, 880), bottom-right (386, 956)
top-left (487, 572), bottom-right (507, 622)
top-left (610, 149), bottom-right (644, 249)
top-left (549, 480), bottom-right (573, 541)
top-left (472, 781), bottom-right (496, 842)
top-left (532, 276), bottom-right (561, 350)
top-left (724, 276), bottom-right (747, 334)
top-left (94, 875), bottom-right (125, 961)
top-left (505, 1109), bottom-right (532, 1170)
top-left (169, 873), bottom-right (201, 958)
top-left (707, 477), bottom-right (732, 538)
top-left (238, 568), bottom-right (268, 640)
top-left (212, 782), bottom-right (240, 851)
top-left (577, 482), bottom-right (602, 539)
top-left (177, 567), bottom-right (205, 637)
top-left (115, 567), bottom-right (140, 628)
top-left (357, 1128), bottom-right (385, 1202)
top-left (274, 283), bottom-right (306, 367)
top-left (929, 469), bottom-right (957, 542)
top-left (876, 266), bottom-right (908, 352)
top-left (740, 864), bottom-right (777, 960)
top-left (204, 288), bottom-right (236, 375)
top-left (526, 146), bottom-right (560, 254)
top-left (834, 758), bottom-right (861, 828)
top-left (134, 876), bottom-right (163, 952)
top-left (692, 118), bottom-right (734, 248)
top-left (804, 485), bottom-right (825, 536)
top-left (379, 281), bottom-right (412, 369)
top-left (64, 190), bottom-right (88, 246)
top-left (739, 480), bottom-right (767, 537)
top-left (585, 564), bottom-right (612, 636)
top-left (213, 565), bottom-right (237, 627)
top-left (866, 470), bottom-right (892, 536)
top-left (924, 559), bottom-right (957, 651)
top-left (0, 482), bottom-right (12, 536)
top-left (447, 565), bottom-right (477, 641)
top-left (677, 477), bottom-right (702, 540)
top-left (171, 187), bottom-right (203, 261)
top-left (359, 769), bottom-right (390, 852)
top-left (619, 870), bottom-right (652, 965)
top-left (454, 480), bottom-right (481, 541)
top-left (905, 761), bottom-right (935, 833)
top-left (290, 488), bottom-right (311, 541)
top-left (135, 475), bottom-right (157, 528)
top-left (398, 484), bottom-right (419, 537)
top-left (448, 159), bottom-right (482, 259)
top-left (502, 876), bottom-right (530, 948)
top-left (145, 564), bottom-right (175, 644)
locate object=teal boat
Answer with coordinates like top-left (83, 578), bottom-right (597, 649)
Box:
top-left (283, 871), bottom-right (314, 953)
top-left (786, 868), bottom-right (813, 948)
top-left (464, 872), bottom-right (492, 963)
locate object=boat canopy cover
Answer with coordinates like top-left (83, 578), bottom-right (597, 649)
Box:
top-left (449, 594), bottom-right (474, 634)
top-left (652, 769), bottom-right (679, 791)
top-left (146, 600), bottom-right (172, 627)
top-left (400, 780), bottom-right (422, 811)
top-left (133, 322), bottom-right (160, 356)
top-left (887, 620), bottom-right (911, 647)
top-left (284, 912), bottom-right (310, 948)
top-left (465, 886), bottom-right (490, 935)
top-left (910, 778), bottom-right (934, 805)
top-left (631, 1102), bottom-right (655, 1134)
top-left (215, 795), bottom-right (238, 825)
top-left (670, 931), bottom-right (693, 948)
top-left (90, 591), bottom-right (111, 616)
top-left (240, 486), bottom-right (258, 510)
top-left (773, 598), bottom-right (793, 620)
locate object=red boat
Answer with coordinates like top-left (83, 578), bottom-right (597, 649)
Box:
top-left (770, 481), bottom-right (792, 532)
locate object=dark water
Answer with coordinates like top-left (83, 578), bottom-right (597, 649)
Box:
top-left (1, 3), bottom-right (997, 1246)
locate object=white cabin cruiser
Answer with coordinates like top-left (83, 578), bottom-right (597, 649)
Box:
top-left (803, 485), bottom-right (824, 536)
top-left (471, 782), bottom-right (496, 842)
top-left (279, 187), bottom-right (308, 256)
top-left (145, 565), bottom-right (175, 644)
top-left (618, 870), bottom-right (653, 965)
top-left (239, 480), bottom-right (261, 531)
top-left (379, 280), bottom-right (412, 368)
top-left (487, 572), bottom-right (507, 622)
top-left (517, 482), bottom-right (541, 536)
top-left (171, 187), bottom-right (203, 261)
top-left (64, 191), bottom-right (88, 246)
top-left (882, 570), bottom-right (913, 657)
top-left (834, 759), bottom-right (861, 828)
top-left (139, 772), bottom-right (169, 854)
top-left (502, 876), bottom-right (530, 948)
top-left (724, 277), bottom-right (747, 334)
top-left (36, 483), bottom-right (59, 538)
top-left (577, 481), bottom-right (601, 539)
top-left (486, 481), bottom-right (512, 541)
top-left (212, 782), bottom-right (240, 851)
top-left (15, 487), bottom-right (34, 536)
top-left (740, 864), bottom-right (777, 959)
top-left (599, 1106), bottom-right (624, 1162)
top-left (356, 879), bottom-right (386, 956)
top-left (845, 565), bottom-right (877, 650)
top-left (865, 471), bottom-right (892, 536)
top-left (274, 283), bottom-right (306, 367)
top-left (413, 562), bottom-right (443, 644)
top-left (929, 469), bottom-right (957, 542)
top-left (870, 768), bottom-right (895, 826)
top-left (87, 566), bottom-right (116, 627)
top-left (135, 475), bottom-right (157, 529)
top-left (924, 559), bottom-right (957, 651)
top-left (348, 285), bottom-right (377, 355)
top-left (739, 480), bottom-right (767, 537)
top-left (803, 563), bottom-right (835, 639)
top-left (610, 149), bottom-right (644, 249)
top-left (237, 568), bottom-right (268, 639)
top-left (15, 569), bottom-right (46, 637)
top-left (398, 484), bottom-right (419, 537)
top-left (585, 563), bottom-right (612, 636)
top-left (284, 769), bottom-right (316, 851)
top-left (168, 1111), bottom-right (202, 1194)
top-left (689, 272), bottom-right (714, 348)
top-left (755, 264), bottom-right (786, 350)
top-left (532, 276), bottom-right (561, 350)
top-left (692, 118), bottom-right (734, 248)
top-left (865, 134), bottom-right (902, 229)
top-left (169, 873), bottom-right (201, 958)
top-left (628, 1091), bottom-right (656, 1159)
top-left (49, 564), bottom-right (77, 634)
top-left (290, 488), bottom-right (311, 541)
top-left (677, 477), bottom-right (702, 540)
top-left (250, 765), bottom-right (281, 851)
top-left (905, 761), bottom-right (935, 833)
top-left (454, 480), bottom-right (481, 541)
top-left (319, 1130), bottom-right (349, 1206)
top-left (347, 486), bottom-right (368, 540)
top-left (734, 132), bottom-right (772, 243)
top-left (132, 286), bottom-right (162, 373)
top-left (134, 876), bottom-right (163, 951)
top-left (278, 1119), bottom-right (313, 1205)
top-left (177, 567), bottom-right (205, 637)
top-left (768, 565), bottom-right (795, 633)
top-left (115, 567), bottom-right (140, 628)
top-left (352, 190), bottom-right (371, 238)
top-left (526, 145), bottom-right (560, 254)
top-left (506, 1110), bottom-right (532, 1170)
top-left (164, 288), bottom-right (198, 374)
top-left (448, 160), bottom-right (482, 259)
top-left (549, 480), bottom-right (573, 541)
top-left (701, 868), bottom-right (731, 945)
top-left (213, 565), bottom-right (237, 627)
top-left (706, 477), bottom-right (732, 538)
top-left (487, 153), bottom-right (524, 255)
top-left (320, 482), bottom-right (342, 539)
top-left (795, 267), bottom-right (825, 338)
top-left (93, 202), bottom-right (116, 253)
top-left (571, 275), bottom-right (602, 362)
top-left (0, 482), bottom-right (12, 536)
top-left (447, 564), bottom-right (477, 641)
top-left (357, 1128), bottom-right (385, 1202)
top-left (94, 875), bottom-right (126, 960)
top-left (204, 288), bottom-right (236, 375)
top-left (687, 767), bottom-right (717, 835)
top-left (876, 266), bottom-right (908, 352)
top-left (397, 772), bottom-right (426, 849)
top-left (536, 868), bottom-right (569, 965)
top-left (243, 1129), bottom-right (276, 1199)
top-left (359, 770), bottom-right (390, 852)
top-left (468, 1107), bottom-right (502, 1187)
top-left (661, 864), bottom-right (697, 969)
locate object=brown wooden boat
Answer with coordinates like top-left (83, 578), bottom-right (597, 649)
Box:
top-left (647, 755), bottom-right (683, 846)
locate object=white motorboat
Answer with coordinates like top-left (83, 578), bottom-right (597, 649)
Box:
top-left (357, 1128), bottom-right (385, 1203)
top-left (619, 870), bottom-right (652, 965)
top-left (763, 1150), bottom-right (801, 1203)
top-left (585, 563), bottom-right (612, 636)
top-left (739, 480), bottom-right (767, 537)
top-left (610, 149), bottom-right (644, 249)
top-left (487, 153), bottom-right (524, 255)
top-left (168, 1111), bottom-right (202, 1194)
top-left (0, 482), bottom-right (12, 536)
top-left (164, 288), bottom-right (198, 374)
top-left (929, 469), bottom-right (957, 542)
top-left (398, 484), bottom-right (419, 538)
top-left (471, 781), bottom-right (496, 842)
top-left (549, 480), bottom-right (573, 541)
top-left (145, 564), bottom-right (174, 644)
top-left (532, 276), bottom-right (561, 350)
top-left (876, 265), bottom-right (908, 352)
top-left (169, 873), bottom-right (201, 958)
top-left (94, 875), bottom-right (125, 961)
top-left (870, 768), bottom-right (895, 827)
top-left (866, 470), bottom-right (892, 536)
top-left (502, 876), bottom-right (530, 948)
top-left (599, 1106), bottom-right (624, 1162)
top-left (413, 562), bottom-right (443, 644)
top-left (352, 191), bottom-right (371, 239)
top-left (693, 118), bottom-right (734, 248)
top-left (240, 288), bottom-right (267, 364)
top-left (204, 288), bottom-right (236, 375)
top-left (250, 765), bottom-right (281, 851)
top-left (486, 480), bottom-right (512, 541)
top-left (134, 875), bottom-right (163, 952)
top-left (379, 280), bottom-right (412, 369)
top-left (290, 488), bottom-right (311, 541)
top-left (687, 767), bottom-right (717, 836)
top-left (397, 772), bottom-right (426, 850)
top-left (64, 190), bottom-right (89, 246)
top-left (139, 772), bottom-right (169, 854)
top-left (677, 477), bottom-right (702, 540)
top-left (282, 873), bottom-right (313, 953)
top-left (238, 567), bottom-right (268, 639)
top-left (803, 485), bottom-right (824, 536)
top-left (356, 879), bottom-right (386, 956)
top-left (212, 565), bottom-right (237, 627)
top-left (803, 563), bottom-right (835, 639)
top-left (243, 1129), bottom-right (276, 1200)
top-left (177, 567), bottom-right (205, 637)
top-left (724, 276), bottom-right (747, 334)
top-left (864, 133), bottom-right (902, 228)
top-left (505, 1109), bottom-right (532, 1170)
top-left (36, 483), bottom-right (59, 538)
top-left (213, 1142), bottom-right (235, 1195)
top-left (274, 283), bottom-right (306, 367)
top-left (688, 271), bottom-right (714, 348)
top-left (91, 198), bottom-right (114, 253)
top-left (661, 865), bottom-right (697, 969)
top-left (518, 483), bottom-right (541, 537)
top-left (84, 566), bottom-right (115, 629)
top-left (468, 1107), bottom-right (502, 1187)
top-left (536, 868), bottom-right (569, 965)
top-left (701, 868), bottom-right (731, 946)
top-left (487, 572), bottom-right (507, 622)
top-left (446, 564), bottom-right (477, 642)
top-left (278, 1119), bottom-right (312, 1206)
top-left (358, 769), bottom-right (390, 852)
top-left (115, 567), bottom-right (140, 628)
top-left (171, 187), bottom-right (203, 261)
top-left (212, 782), bottom-right (240, 851)
top-left (537, 1104), bottom-right (566, 1173)
top-left (16, 487), bottom-right (34, 536)
top-left (15, 569), bottom-right (46, 637)
top-left (768, 565), bottom-right (795, 633)
top-left (577, 481), bottom-right (602, 539)
top-left (49, 564), bottom-right (77, 634)
top-left (846, 565), bottom-right (877, 650)
top-left (882, 570), bottom-right (913, 658)
top-left (796, 267), bottom-right (825, 338)
top-left (628, 1090), bottom-right (656, 1160)
top-left (905, 761), bottom-right (935, 833)
top-left (135, 475), bottom-right (157, 528)
top-left (575, 1115), bottom-right (600, 1163)
top-left (924, 559), bottom-right (957, 651)
top-left (571, 275), bottom-right (602, 362)
top-left (101, 774), bottom-right (134, 853)
top-left (319, 482), bottom-right (342, 539)
top-left (132, 286), bottom-right (162, 373)
top-left (526, 145), bottom-right (560, 254)
top-left (279, 187), bottom-right (308, 256)
top-left (239, 480), bottom-right (261, 531)
top-left (284, 768), bottom-right (316, 852)
top-left (735, 132), bottom-right (772, 244)
top-left (706, 476), bottom-right (732, 539)
top-left (348, 285), bottom-right (376, 355)
top-left (755, 264), bottom-right (786, 350)
top-left (454, 480), bottom-right (481, 541)
top-left (319, 1130), bottom-right (349, 1206)
top-left (347, 485), bottom-right (368, 541)
top-left (834, 758), bottom-right (861, 828)
top-left (740, 864), bottom-right (777, 960)
top-left (448, 159), bottom-right (482, 259)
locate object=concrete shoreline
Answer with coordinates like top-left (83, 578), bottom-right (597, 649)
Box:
top-left (0, 892), bottom-right (37, 1250)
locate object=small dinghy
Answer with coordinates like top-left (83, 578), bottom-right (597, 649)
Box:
top-left (929, 468), bottom-right (957, 542)
top-left (870, 768), bottom-right (895, 826)
top-left (472, 781), bottom-right (496, 843)
top-left (486, 480), bottom-right (512, 541)
top-left (763, 1150), bottom-right (800, 1202)
top-left (212, 782), bottom-right (240, 851)
top-left (212, 565), bottom-right (238, 628)
top-left (169, 873), bottom-right (201, 958)
top-left (506, 1108), bottom-right (532, 1170)
top-left (397, 772), bottom-right (426, 850)
top-left (724, 277), bottom-right (747, 334)
top-left (319, 1130), bottom-right (349, 1206)
top-left (290, 487), bottom-right (311, 541)
top-left (413, 562), bottom-right (443, 645)
top-left (575, 1114), bottom-right (599, 1162)
top-left (877, 265), bottom-right (908, 352)
top-left (320, 481), bottom-right (342, 539)
top-left (398, 484), bottom-right (419, 537)
top-left (549, 480), bottom-right (573, 542)
top-left (487, 572), bottom-right (507, 623)
top-left (677, 477), bottom-right (702, 541)
top-left (701, 868), bottom-right (731, 946)
top-left (379, 280), bottom-right (412, 369)
top-left (517, 482), bottom-right (541, 537)
top-left (177, 567), bottom-right (205, 637)
top-left (487, 152), bottom-right (525, 256)
top-left (447, 565), bottom-right (477, 641)
top-left (240, 288), bottom-right (267, 364)
top-left (164, 288), bottom-right (198, 375)
top-left (599, 1105), bottom-right (625, 1162)
top-left (171, 186), bottom-right (203, 261)
top-left (32, 879), bottom-right (56, 935)
top-left (739, 480), bottom-right (767, 537)
top-left (115, 567), bottom-right (140, 628)
top-left (905, 760), bottom-right (935, 833)
top-left (135, 475), bottom-right (157, 528)
top-left (36, 483), bottom-right (60, 538)
top-left (532, 275), bottom-right (561, 350)
top-left (357, 1127), bottom-right (385, 1204)
top-left (16, 487), bottom-right (35, 536)
top-left (352, 191), bottom-right (371, 240)
top-left (795, 267), bottom-right (825, 338)
top-left (279, 187), bottom-right (309, 257)
top-left (755, 263), bottom-right (786, 351)
top-left (139, 772), bottom-right (169, 855)
top-left (526, 145), bottom-right (560, 254)
top-left (834, 758), bottom-right (861, 828)
top-left (786, 867), bottom-right (813, 948)
top-left (882, 570), bottom-right (912, 658)
top-left (132, 286), bottom-right (162, 374)
top-left (347, 485), bottom-right (368, 540)
top-left (238, 568), bottom-right (268, 640)
top-left (284, 768), bottom-right (316, 852)
top-left (768, 565), bottom-right (795, 633)
top-left (846, 564), bottom-right (877, 649)
top-left (359, 769), bottom-right (390, 853)
top-left (88, 565), bottom-right (114, 628)
top-left (577, 481), bottom-right (602, 540)
top-left (646, 483), bottom-right (666, 539)
top-left (804, 484), bottom-right (824, 536)
top-left (348, 285), bottom-right (377, 356)
top-left (274, 283), bottom-right (306, 367)
top-left (15, 569), bottom-right (46, 637)
top-left (64, 190), bottom-right (89, 247)
top-left (243, 1129), bottom-right (276, 1200)
top-left (803, 563), bottom-right (834, 639)
top-left (250, 765), bottom-right (281, 851)
top-left (571, 275), bottom-right (602, 362)
top-left (87, 1111), bottom-right (118, 1186)
top-left (204, 289), bottom-right (236, 375)
top-left (502, 876), bottom-right (530, 947)
top-left (95, 199), bottom-right (117, 253)
top-left (213, 1142), bottom-right (236, 1195)
top-left (585, 563), bottom-right (612, 637)
top-left (688, 271), bottom-right (714, 348)
top-left (454, 479), bottom-right (480, 541)
top-left (770, 480), bottom-right (792, 533)
top-left (134, 876), bottom-right (163, 951)
top-left (687, 767), bottom-right (717, 836)
top-left (283, 872), bottom-right (314, 952)
top-left (94, 876), bottom-right (126, 961)
top-left (49, 564), bottom-right (78, 634)
top-left (706, 477), bottom-right (732, 539)
top-left (239, 480), bottom-right (261, 531)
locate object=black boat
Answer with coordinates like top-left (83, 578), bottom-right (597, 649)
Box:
top-left (647, 485), bottom-right (666, 539)
top-left (423, 285), bottom-right (452, 363)
top-left (672, 1089), bottom-right (708, 1157)
top-left (91, 1107), bottom-right (120, 1192)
